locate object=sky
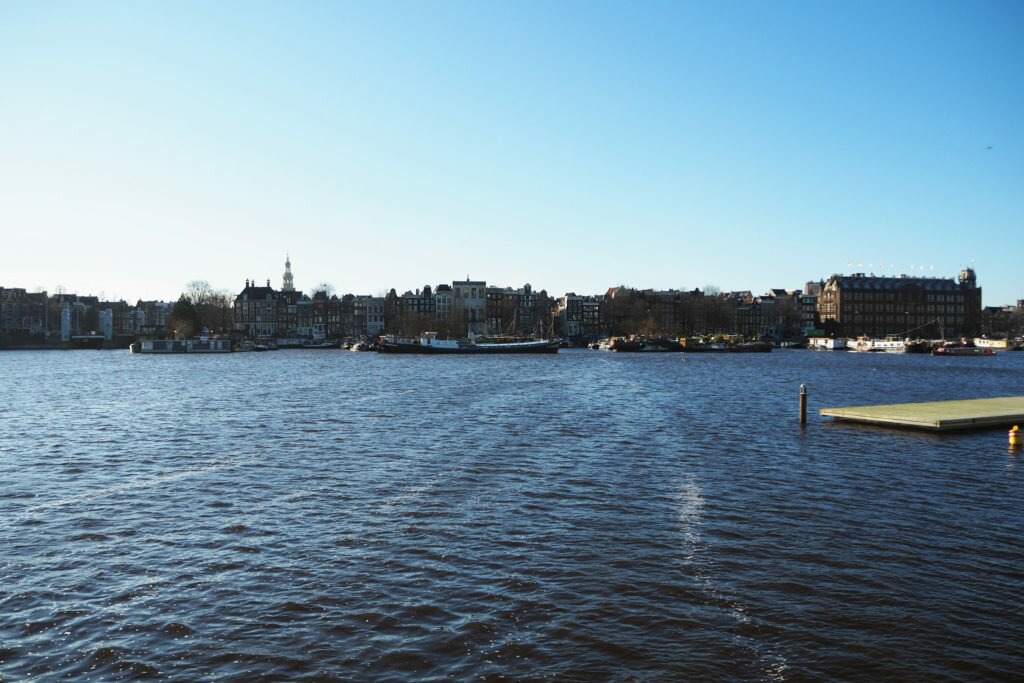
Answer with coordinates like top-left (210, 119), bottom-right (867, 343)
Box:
top-left (1, 1), bottom-right (1021, 305)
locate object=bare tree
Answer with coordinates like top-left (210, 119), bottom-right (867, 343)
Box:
top-left (177, 281), bottom-right (234, 334)
top-left (184, 280), bottom-right (215, 307)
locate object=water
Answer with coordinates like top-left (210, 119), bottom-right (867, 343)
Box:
top-left (1, 349), bottom-right (1022, 680)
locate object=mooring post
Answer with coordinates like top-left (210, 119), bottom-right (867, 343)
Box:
top-left (799, 384), bottom-right (807, 424)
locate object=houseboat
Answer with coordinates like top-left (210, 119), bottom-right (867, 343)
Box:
top-left (130, 338), bottom-right (233, 354)
top-left (846, 337), bottom-right (906, 353)
top-left (378, 332), bottom-right (559, 354)
top-left (973, 338), bottom-right (1020, 351)
top-left (808, 338), bottom-right (847, 351)
top-left (679, 337), bottom-right (772, 353)
top-left (610, 337), bottom-right (683, 352)
top-left (932, 345), bottom-right (996, 357)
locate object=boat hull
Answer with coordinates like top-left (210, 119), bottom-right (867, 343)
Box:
top-left (932, 346), bottom-right (995, 357)
top-left (680, 341), bottom-right (772, 353)
top-left (131, 339), bottom-right (232, 354)
top-left (611, 338), bottom-right (683, 352)
top-left (379, 340), bottom-right (559, 354)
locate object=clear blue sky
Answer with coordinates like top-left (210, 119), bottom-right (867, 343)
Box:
top-left (1, 1), bottom-right (1021, 304)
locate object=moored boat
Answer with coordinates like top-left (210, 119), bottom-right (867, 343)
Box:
top-left (610, 337), bottom-right (683, 352)
top-left (378, 332), bottom-right (559, 354)
top-left (932, 345), bottom-right (995, 357)
top-left (729, 340), bottom-right (772, 353)
top-left (679, 336), bottom-right (772, 353)
top-left (847, 337), bottom-right (905, 353)
top-left (131, 338), bottom-right (232, 354)
top-left (973, 338), bottom-right (1013, 351)
top-left (808, 337), bottom-right (847, 351)
top-left (904, 339), bottom-right (935, 354)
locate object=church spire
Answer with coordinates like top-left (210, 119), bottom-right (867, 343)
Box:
top-left (282, 253), bottom-right (295, 292)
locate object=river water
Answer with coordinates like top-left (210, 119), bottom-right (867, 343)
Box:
top-left (1, 349), bottom-right (1022, 681)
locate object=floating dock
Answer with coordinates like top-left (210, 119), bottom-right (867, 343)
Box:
top-left (820, 396), bottom-right (1024, 431)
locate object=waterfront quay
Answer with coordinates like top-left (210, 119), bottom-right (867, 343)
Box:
top-left (2, 349), bottom-right (1023, 680)
top-left (4, 261), bottom-right (1023, 351)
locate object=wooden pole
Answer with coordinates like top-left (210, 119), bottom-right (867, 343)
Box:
top-left (799, 384), bottom-right (807, 424)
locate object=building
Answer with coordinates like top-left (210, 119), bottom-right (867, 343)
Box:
top-left (486, 283), bottom-right (539, 336)
top-left (453, 278), bottom-right (487, 335)
top-left (730, 289), bottom-right (811, 340)
top-left (980, 304), bottom-right (1022, 338)
top-left (817, 269), bottom-right (981, 338)
top-left (352, 295), bottom-right (385, 337)
top-left (0, 288), bottom-right (49, 339)
top-left (558, 293), bottom-right (584, 340)
top-left (233, 279), bottom-right (284, 338)
top-left (98, 300), bottom-right (139, 337)
top-left (798, 289), bottom-right (818, 333)
top-left (310, 291), bottom-right (344, 340)
top-left (434, 285), bottom-right (452, 322)
top-left (135, 300), bottom-right (172, 336)
top-left (556, 293), bottom-right (603, 342)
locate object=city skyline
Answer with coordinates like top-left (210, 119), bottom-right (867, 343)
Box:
top-left (1, 255), bottom-right (1010, 307)
top-left (1, 2), bottom-right (1021, 304)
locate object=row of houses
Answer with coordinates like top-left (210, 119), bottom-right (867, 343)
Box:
top-left (0, 286), bottom-right (172, 346)
top-left (4, 261), bottom-right (1021, 346)
top-left (230, 263), bottom-right (1005, 342)
top-left (234, 279), bottom-right (387, 341)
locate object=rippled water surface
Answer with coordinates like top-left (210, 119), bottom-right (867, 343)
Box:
top-left (2, 349), bottom-right (1023, 680)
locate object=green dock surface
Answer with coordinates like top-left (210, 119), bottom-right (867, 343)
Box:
top-left (820, 396), bottom-right (1024, 431)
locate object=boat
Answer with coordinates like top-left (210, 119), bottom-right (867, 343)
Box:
top-left (301, 341), bottom-right (340, 349)
top-left (610, 337), bottom-right (683, 352)
top-left (679, 336), bottom-right (772, 353)
top-left (130, 338), bottom-right (232, 354)
top-left (70, 334), bottom-right (106, 350)
top-left (932, 345), bottom-right (995, 357)
top-left (904, 339), bottom-right (934, 354)
top-left (847, 337), bottom-right (906, 353)
top-left (974, 338), bottom-right (1015, 351)
top-left (378, 332), bottom-right (559, 354)
top-left (808, 337), bottom-right (847, 351)
top-left (729, 341), bottom-right (772, 353)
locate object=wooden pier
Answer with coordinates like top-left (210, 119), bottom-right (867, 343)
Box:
top-left (820, 396), bottom-right (1024, 432)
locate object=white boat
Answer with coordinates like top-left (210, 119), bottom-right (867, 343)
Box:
top-left (131, 338), bottom-right (232, 354)
top-left (847, 337), bottom-right (905, 353)
top-left (808, 338), bottom-right (847, 350)
top-left (378, 332), bottom-right (559, 354)
top-left (974, 338), bottom-right (1011, 350)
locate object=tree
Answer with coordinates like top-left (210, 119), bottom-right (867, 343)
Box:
top-left (170, 295), bottom-right (201, 338)
top-left (205, 290), bottom-right (234, 334)
top-left (184, 280), bottom-right (214, 308)
top-left (774, 296), bottom-right (802, 339)
top-left (177, 280), bottom-right (233, 334)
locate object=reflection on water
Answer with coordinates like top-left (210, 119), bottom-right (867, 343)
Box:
top-left (1, 349), bottom-right (1022, 680)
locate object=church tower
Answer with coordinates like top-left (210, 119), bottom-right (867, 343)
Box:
top-left (282, 254), bottom-right (295, 292)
